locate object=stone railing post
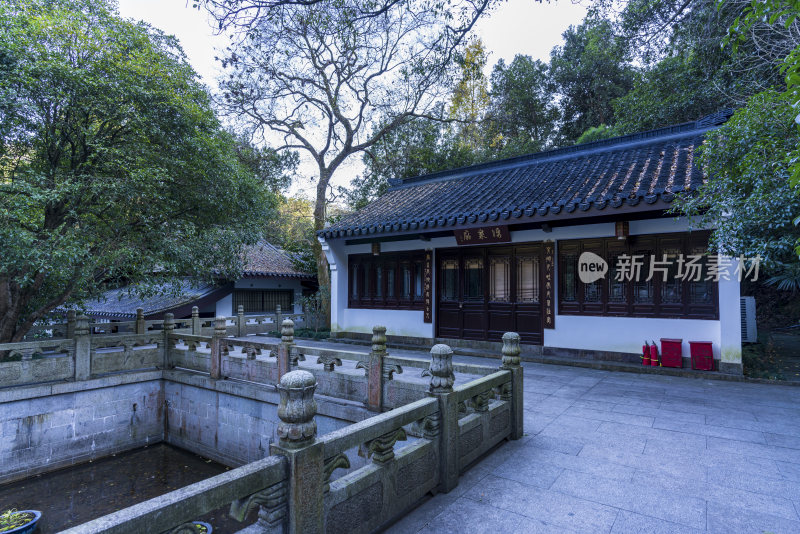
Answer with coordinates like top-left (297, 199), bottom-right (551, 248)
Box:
top-left (237, 304), bottom-right (246, 337)
top-left (66, 310), bottom-right (76, 339)
top-left (367, 326), bottom-right (386, 412)
top-left (135, 308), bottom-right (145, 335)
top-left (191, 306), bottom-right (200, 335)
top-left (274, 305), bottom-right (283, 332)
top-left (162, 313), bottom-right (175, 369)
top-left (277, 319), bottom-right (294, 379)
top-left (270, 370), bottom-right (324, 534)
top-left (501, 332), bottom-right (524, 440)
top-left (210, 315), bottom-right (227, 380)
top-left (74, 315), bottom-right (91, 380)
top-left (424, 343), bottom-right (459, 493)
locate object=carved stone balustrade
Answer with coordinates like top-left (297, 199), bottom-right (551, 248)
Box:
top-left (276, 370), bottom-right (318, 449)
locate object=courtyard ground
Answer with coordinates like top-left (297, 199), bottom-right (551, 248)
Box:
top-left (384, 357), bottom-right (800, 533)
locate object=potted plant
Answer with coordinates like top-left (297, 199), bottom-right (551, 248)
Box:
top-left (0, 509), bottom-right (42, 534)
top-left (172, 522), bottom-right (212, 534)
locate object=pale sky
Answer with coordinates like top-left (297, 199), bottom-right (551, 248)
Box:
top-left (116, 0), bottom-right (588, 195)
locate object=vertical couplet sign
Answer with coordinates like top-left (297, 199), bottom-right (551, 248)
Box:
top-left (543, 242), bottom-right (555, 329)
top-left (423, 251), bottom-right (433, 323)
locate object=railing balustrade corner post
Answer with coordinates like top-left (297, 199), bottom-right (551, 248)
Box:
top-left (135, 308), bottom-right (145, 335)
top-left (74, 315), bottom-right (91, 381)
top-left (424, 343), bottom-right (459, 493)
top-left (270, 370), bottom-right (324, 534)
top-left (162, 313), bottom-right (175, 369)
top-left (501, 332), bottom-right (524, 440)
top-left (210, 315), bottom-right (227, 380)
top-left (237, 305), bottom-right (246, 337)
top-left (191, 306), bottom-right (200, 335)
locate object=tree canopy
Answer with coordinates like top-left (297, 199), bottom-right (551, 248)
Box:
top-left (216, 0), bottom-right (493, 320)
top-left (0, 0), bottom-right (276, 342)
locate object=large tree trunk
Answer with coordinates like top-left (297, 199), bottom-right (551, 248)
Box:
top-left (313, 170), bottom-right (332, 328)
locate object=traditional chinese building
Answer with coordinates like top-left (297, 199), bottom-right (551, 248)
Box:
top-left (319, 111), bottom-right (744, 374)
top-left (81, 241), bottom-right (316, 321)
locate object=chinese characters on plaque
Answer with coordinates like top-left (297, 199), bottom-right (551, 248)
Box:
top-left (454, 225), bottom-right (511, 245)
top-left (543, 243), bottom-right (555, 329)
top-left (423, 251), bottom-right (433, 323)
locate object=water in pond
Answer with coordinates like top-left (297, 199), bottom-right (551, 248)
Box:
top-left (0, 443), bottom-right (258, 533)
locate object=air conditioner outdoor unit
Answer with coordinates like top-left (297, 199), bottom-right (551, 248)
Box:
top-left (740, 296), bottom-right (757, 343)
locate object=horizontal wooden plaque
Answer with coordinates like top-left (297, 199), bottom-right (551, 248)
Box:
top-left (454, 225), bottom-right (510, 246)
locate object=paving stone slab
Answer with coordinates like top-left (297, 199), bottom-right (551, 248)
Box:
top-left (707, 501), bottom-right (800, 534)
top-left (549, 469), bottom-right (707, 529)
top-left (611, 510), bottom-right (705, 534)
top-left (463, 474), bottom-right (618, 533)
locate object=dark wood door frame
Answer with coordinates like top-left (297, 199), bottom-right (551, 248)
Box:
top-left (435, 243), bottom-right (544, 345)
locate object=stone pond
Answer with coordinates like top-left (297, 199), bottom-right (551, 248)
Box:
top-left (0, 313), bottom-right (523, 533)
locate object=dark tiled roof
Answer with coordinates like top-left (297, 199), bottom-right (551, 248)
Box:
top-left (242, 241), bottom-right (314, 278)
top-left (83, 280), bottom-right (222, 319)
top-left (321, 110), bottom-right (733, 239)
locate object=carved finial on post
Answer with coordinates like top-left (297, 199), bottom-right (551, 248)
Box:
top-left (500, 332), bottom-right (524, 441)
top-left (501, 332), bottom-right (521, 369)
top-left (281, 318), bottom-right (295, 344)
top-left (163, 312), bottom-right (175, 332)
top-left (372, 325), bottom-right (387, 355)
top-left (191, 306), bottom-right (200, 335)
top-left (135, 308), bottom-right (145, 335)
top-left (424, 344), bottom-right (455, 394)
top-left (277, 370), bottom-right (317, 449)
top-left (277, 319), bottom-right (295, 378)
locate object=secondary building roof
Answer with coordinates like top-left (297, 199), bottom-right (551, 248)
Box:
top-left (79, 241), bottom-right (314, 319)
top-left (82, 279), bottom-right (226, 319)
top-left (320, 110), bottom-right (733, 240)
top-left (242, 241), bottom-right (314, 278)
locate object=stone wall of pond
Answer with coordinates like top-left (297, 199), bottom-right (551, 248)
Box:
top-left (162, 376), bottom-right (356, 467)
top-left (0, 375), bottom-right (164, 485)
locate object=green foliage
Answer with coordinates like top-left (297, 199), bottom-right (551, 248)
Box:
top-left (0, 509), bottom-right (34, 532)
top-left (0, 0), bottom-right (276, 342)
top-left (672, 90), bottom-right (800, 265)
top-left (487, 55), bottom-right (558, 156)
top-left (612, 56), bottom-right (722, 134)
top-left (742, 334), bottom-right (785, 380)
top-left (450, 38), bottom-right (492, 151)
top-left (232, 134), bottom-right (298, 195)
top-left (765, 262), bottom-right (800, 293)
top-left (299, 285), bottom-right (329, 333)
top-left (347, 114), bottom-right (477, 210)
top-left (550, 17), bottom-right (635, 144)
top-left (575, 124), bottom-right (618, 145)
top-left (725, 0), bottom-right (800, 255)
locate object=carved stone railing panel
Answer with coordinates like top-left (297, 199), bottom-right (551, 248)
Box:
top-left (59, 456), bottom-right (287, 534)
top-left (322, 453), bottom-right (350, 492)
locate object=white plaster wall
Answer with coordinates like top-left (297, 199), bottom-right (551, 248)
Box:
top-left (321, 216), bottom-right (741, 361)
top-left (718, 267), bottom-right (743, 364)
top-left (339, 308), bottom-right (433, 338)
top-left (543, 316), bottom-right (721, 358)
top-left (215, 293), bottom-right (232, 318)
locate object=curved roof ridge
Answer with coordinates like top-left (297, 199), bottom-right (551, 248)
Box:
top-left (388, 109), bottom-right (733, 191)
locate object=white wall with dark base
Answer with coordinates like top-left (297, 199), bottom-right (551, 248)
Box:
top-left (321, 216), bottom-right (742, 371)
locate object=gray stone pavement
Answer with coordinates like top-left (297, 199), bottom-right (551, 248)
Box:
top-left (381, 359), bottom-right (800, 534)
